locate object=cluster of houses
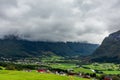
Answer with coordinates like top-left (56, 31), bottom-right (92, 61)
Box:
top-left (23, 67), bottom-right (112, 80)
top-left (36, 69), bottom-right (112, 80)
top-left (36, 68), bottom-right (95, 79)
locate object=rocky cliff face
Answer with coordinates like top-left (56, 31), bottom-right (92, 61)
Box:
top-left (91, 30), bottom-right (120, 63)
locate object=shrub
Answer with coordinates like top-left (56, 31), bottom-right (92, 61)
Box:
top-left (6, 65), bottom-right (16, 70)
top-left (112, 76), bottom-right (120, 80)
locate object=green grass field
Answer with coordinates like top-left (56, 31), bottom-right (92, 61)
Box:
top-left (103, 71), bottom-right (120, 74)
top-left (81, 63), bottom-right (120, 75)
top-left (0, 70), bottom-right (90, 80)
top-left (82, 63), bottom-right (119, 71)
top-left (1, 63), bottom-right (120, 80)
top-left (50, 63), bottom-right (94, 74)
top-left (50, 63), bottom-right (76, 70)
top-left (74, 68), bottom-right (93, 73)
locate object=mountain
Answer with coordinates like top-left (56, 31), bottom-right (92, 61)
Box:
top-left (0, 35), bottom-right (98, 58)
top-left (91, 30), bottom-right (120, 63)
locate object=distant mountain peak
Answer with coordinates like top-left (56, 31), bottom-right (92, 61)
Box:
top-left (109, 30), bottom-right (120, 41)
top-left (3, 35), bottom-right (20, 40)
top-left (110, 30), bottom-right (120, 36)
top-left (91, 30), bottom-right (120, 63)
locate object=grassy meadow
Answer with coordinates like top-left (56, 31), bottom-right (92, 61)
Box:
top-left (0, 70), bottom-right (89, 80)
top-left (1, 63), bottom-right (120, 80)
top-left (1, 57), bottom-right (120, 80)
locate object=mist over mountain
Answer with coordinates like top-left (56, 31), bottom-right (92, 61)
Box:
top-left (0, 0), bottom-right (120, 44)
top-left (0, 35), bottom-right (98, 58)
top-left (91, 30), bottom-right (120, 63)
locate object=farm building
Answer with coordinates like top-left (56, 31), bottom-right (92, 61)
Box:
top-left (37, 69), bottom-right (47, 73)
top-left (104, 76), bottom-right (112, 80)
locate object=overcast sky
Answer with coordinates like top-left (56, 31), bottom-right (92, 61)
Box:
top-left (0, 0), bottom-right (120, 44)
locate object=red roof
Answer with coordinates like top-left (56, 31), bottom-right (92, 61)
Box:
top-left (104, 77), bottom-right (112, 80)
top-left (37, 69), bottom-right (46, 72)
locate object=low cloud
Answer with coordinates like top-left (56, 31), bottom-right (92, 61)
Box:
top-left (0, 0), bottom-right (120, 44)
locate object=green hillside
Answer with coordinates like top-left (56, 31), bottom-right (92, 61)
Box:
top-left (91, 30), bottom-right (120, 63)
top-left (0, 35), bottom-right (98, 58)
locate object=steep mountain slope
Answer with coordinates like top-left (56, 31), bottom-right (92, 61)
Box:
top-left (91, 30), bottom-right (120, 63)
top-left (0, 35), bottom-right (98, 58)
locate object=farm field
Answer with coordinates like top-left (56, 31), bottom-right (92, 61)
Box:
top-left (82, 63), bottom-right (120, 71)
top-left (50, 63), bottom-right (76, 70)
top-left (51, 63), bottom-right (120, 74)
top-left (103, 71), bottom-right (120, 74)
top-left (0, 70), bottom-right (90, 80)
top-left (1, 59), bottom-right (120, 80)
top-left (48, 63), bottom-right (120, 74)
top-left (81, 63), bottom-right (120, 75)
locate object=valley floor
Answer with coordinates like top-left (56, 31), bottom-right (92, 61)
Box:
top-left (0, 70), bottom-right (90, 80)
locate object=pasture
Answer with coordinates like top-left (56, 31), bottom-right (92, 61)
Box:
top-left (1, 62), bottom-right (120, 80)
top-left (0, 70), bottom-right (90, 80)
top-left (49, 63), bottom-right (120, 74)
top-left (50, 63), bottom-right (76, 70)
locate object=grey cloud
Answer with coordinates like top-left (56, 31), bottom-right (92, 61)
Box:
top-left (0, 0), bottom-right (120, 44)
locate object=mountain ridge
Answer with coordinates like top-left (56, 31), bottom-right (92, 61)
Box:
top-left (91, 30), bottom-right (120, 63)
top-left (0, 35), bottom-right (99, 58)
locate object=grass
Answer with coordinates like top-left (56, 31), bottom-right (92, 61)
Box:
top-left (74, 68), bottom-right (93, 73)
top-left (1, 63), bottom-right (120, 80)
top-left (50, 63), bottom-right (76, 70)
top-left (50, 63), bottom-right (95, 74)
top-left (81, 63), bottom-right (120, 74)
top-left (103, 71), bottom-right (120, 74)
top-left (0, 70), bottom-right (90, 80)
top-left (82, 63), bottom-right (120, 71)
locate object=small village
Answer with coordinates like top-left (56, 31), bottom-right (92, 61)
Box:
top-left (0, 57), bottom-right (120, 80)
top-left (23, 68), bottom-right (113, 80)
